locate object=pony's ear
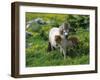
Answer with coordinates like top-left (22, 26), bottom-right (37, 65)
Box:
top-left (63, 22), bottom-right (70, 30)
top-left (59, 27), bottom-right (63, 35)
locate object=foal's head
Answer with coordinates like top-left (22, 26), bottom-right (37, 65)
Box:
top-left (59, 22), bottom-right (70, 38)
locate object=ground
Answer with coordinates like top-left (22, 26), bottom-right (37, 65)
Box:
top-left (26, 13), bottom-right (89, 67)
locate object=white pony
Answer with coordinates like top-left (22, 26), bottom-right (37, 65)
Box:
top-left (48, 22), bottom-right (70, 59)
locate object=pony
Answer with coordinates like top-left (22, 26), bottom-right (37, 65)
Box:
top-left (47, 22), bottom-right (70, 59)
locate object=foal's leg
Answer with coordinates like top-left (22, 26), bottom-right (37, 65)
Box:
top-left (51, 46), bottom-right (56, 51)
top-left (60, 46), bottom-right (62, 53)
top-left (47, 42), bottom-right (52, 52)
top-left (62, 48), bottom-right (66, 60)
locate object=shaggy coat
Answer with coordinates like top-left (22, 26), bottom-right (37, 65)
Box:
top-left (48, 22), bottom-right (70, 59)
top-left (67, 37), bottom-right (79, 47)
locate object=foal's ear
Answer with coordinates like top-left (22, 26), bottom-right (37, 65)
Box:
top-left (59, 29), bottom-right (63, 34)
top-left (64, 22), bottom-right (71, 30)
top-left (59, 25), bottom-right (63, 34)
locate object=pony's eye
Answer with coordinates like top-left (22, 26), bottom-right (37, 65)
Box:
top-left (64, 31), bottom-right (65, 32)
top-left (63, 30), bottom-right (66, 33)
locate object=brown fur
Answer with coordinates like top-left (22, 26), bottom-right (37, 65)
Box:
top-left (68, 37), bottom-right (79, 47)
top-left (55, 35), bottom-right (62, 44)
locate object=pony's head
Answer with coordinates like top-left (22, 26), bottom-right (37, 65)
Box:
top-left (59, 22), bottom-right (70, 38)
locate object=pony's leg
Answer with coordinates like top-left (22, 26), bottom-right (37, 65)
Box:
top-left (62, 48), bottom-right (66, 60)
top-left (51, 46), bottom-right (56, 50)
top-left (60, 46), bottom-right (63, 53)
top-left (47, 42), bottom-right (52, 52)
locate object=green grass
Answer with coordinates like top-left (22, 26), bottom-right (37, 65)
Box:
top-left (26, 13), bottom-right (89, 67)
top-left (26, 29), bottom-right (89, 67)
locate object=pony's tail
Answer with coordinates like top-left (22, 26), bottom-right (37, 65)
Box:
top-left (47, 42), bottom-right (52, 52)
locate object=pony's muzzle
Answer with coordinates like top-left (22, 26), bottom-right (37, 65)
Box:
top-left (64, 32), bottom-right (68, 35)
top-left (64, 32), bottom-right (68, 38)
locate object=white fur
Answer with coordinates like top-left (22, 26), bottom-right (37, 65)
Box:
top-left (49, 27), bottom-right (68, 59)
top-left (49, 28), bottom-right (60, 49)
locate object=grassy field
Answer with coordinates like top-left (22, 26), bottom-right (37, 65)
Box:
top-left (26, 13), bottom-right (89, 67)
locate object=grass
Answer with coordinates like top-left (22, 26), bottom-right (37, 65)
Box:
top-left (26, 12), bottom-right (89, 67)
top-left (26, 28), bottom-right (89, 67)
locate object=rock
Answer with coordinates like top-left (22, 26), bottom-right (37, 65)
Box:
top-left (26, 31), bottom-right (33, 38)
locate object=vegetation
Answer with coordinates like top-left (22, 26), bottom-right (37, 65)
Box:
top-left (26, 12), bottom-right (89, 67)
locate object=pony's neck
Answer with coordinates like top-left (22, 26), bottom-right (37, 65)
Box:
top-left (61, 35), bottom-right (67, 39)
